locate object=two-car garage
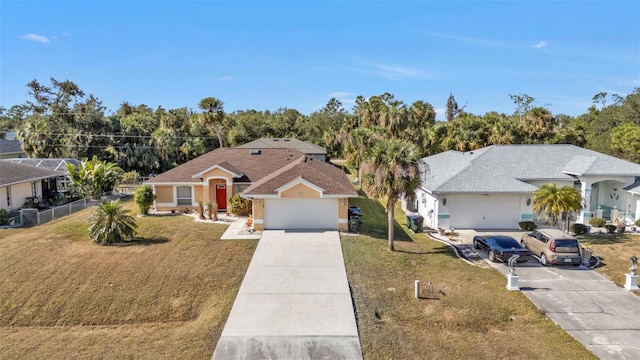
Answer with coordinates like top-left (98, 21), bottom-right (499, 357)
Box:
top-left (263, 198), bottom-right (339, 230)
top-left (445, 194), bottom-right (522, 229)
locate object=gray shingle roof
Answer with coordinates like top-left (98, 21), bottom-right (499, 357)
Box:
top-left (421, 144), bottom-right (640, 194)
top-left (237, 138), bottom-right (327, 155)
top-left (5, 158), bottom-right (81, 172)
top-left (0, 139), bottom-right (23, 154)
top-left (0, 160), bottom-right (63, 187)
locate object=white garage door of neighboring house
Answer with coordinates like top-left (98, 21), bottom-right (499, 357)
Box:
top-left (447, 194), bottom-right (520, 229)
top-left (264, 198), bottom-right (338, 230)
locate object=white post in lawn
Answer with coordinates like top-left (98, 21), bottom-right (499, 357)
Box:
top-left (625, 256), bottom-right (639, 291)
top-left (414, 280), bottom-right (420, 299)
top-left (506, 273), bottom-right (520, 291)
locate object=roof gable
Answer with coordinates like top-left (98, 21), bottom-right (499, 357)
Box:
top-left (243, 156), bottom-right (356, 197)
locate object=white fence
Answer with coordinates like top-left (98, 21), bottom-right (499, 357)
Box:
top-left (20, 199), bottom-right (89, 227)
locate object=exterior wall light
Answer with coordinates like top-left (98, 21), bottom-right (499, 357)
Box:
top-left (442, 198), bottom-right (447, 206)
top-left (526, 198), bottom-right (531, 206)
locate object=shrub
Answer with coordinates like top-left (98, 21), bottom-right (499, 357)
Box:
top-left (519, 221), bottom-right (537, 231)
top-left (134, 185), bottom-right (156, 215)
top-left (197, 199), bottom-right (205, 220)
top-left (206, 200), bottom-right (218, 221)
top-left (570, 223), bottom-right (588, 235)
top-left (228, 193), bottom-right (252, 216)
top-left (636, 219), bottom-right (640, 227)
top-left (605, 224), bottom-right (617, 234)
top-left (589, 217), bottom-right (606, 227)
top-left (0, 208), bottom-right (7, 225)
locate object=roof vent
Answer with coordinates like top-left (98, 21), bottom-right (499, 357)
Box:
top-left (250, 149), bottom-right (261, 155)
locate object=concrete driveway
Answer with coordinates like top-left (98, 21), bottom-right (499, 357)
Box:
top-left (451, 230), bottom-right (640, 360)
top-left (212, 230), bottom-right (362, 360)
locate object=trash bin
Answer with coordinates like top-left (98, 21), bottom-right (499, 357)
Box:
top-left (349, 215), bottom-right (361, 233)
top-left (348, 206), bottom-right (362, 217)
top-left (407, 214), bottom-right (424, 233)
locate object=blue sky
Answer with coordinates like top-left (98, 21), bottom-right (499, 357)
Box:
top-left (1, 1), bottom-right (639, 120)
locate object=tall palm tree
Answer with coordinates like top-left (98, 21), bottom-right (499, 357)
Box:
top-left (87, 200), bottom-right (137, 245)
top-left (198, 97), bottom-right (225, 148)
top-left (362, 139), bottom-right (424, 251)
top-left (533, 183), bottom-right (583, 231)
top-left (342, 127), bottom-right (383, 190)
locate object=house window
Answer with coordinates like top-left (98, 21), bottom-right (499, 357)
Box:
top-left (176, 186), bottom-right (192, 205)
top-left (6, 187), bottom-right (11, 207)
top-left (234, 184), bottom-right (250, 194)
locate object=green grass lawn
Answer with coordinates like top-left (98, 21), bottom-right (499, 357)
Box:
top-left (0, 201), bottom-right (257, 359)
top-left (580, 233), bottom-right (640, 295)
top-left (343, 193), bottom-right (596, 359)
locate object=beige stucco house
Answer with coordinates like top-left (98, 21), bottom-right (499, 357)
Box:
top-left (145, 147), bottom-right (356, 231)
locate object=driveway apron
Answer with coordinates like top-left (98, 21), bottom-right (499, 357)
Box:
top-left (212, 230), bottom-right (363, 360)
top-left (482, 251), bottom-right (640, 360)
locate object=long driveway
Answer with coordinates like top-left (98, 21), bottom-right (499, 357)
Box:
top-left (458, 230), bottom-right (640, 360)
top-left (213, 230), bottom-right (363, 360)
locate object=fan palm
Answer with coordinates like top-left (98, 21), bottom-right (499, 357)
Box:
top-left (362, 139), bottom-right (424, 251)
top-left (87, 200), bottom-right (137, 245)
top-left (533, 183), bottom-right (583, 231)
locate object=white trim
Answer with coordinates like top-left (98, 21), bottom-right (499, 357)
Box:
top-left (192, 164), bottom-right (242, 179)
top-left (276, 177), bottom-right (325, 195)
top-left (254, 219), bottom-right (264, 224)
top-left (147, 181), bottom-right (200, 186)
top-left (156, 202), bottom-right (177, 207)
top-left (338, 218), bottom-right (349, 224)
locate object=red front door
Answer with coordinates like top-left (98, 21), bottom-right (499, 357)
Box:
top-left (216, 184), bottom-right (227, 210)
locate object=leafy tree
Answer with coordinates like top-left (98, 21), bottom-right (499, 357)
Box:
top-left (533, 183), bottom-right (583, 231)
top-left (341, 127), bottom-right (383, 190)
top-left (87, 200), bottom-right (137, 245)
top-left (509, 93), bottom-right (535, 121)
top-left (67, 156), bottom-right (123, 199)
top-left (134, 185), bottom-right (156, 215)
top-left (362, 139), bottom-right (424, 251)
top-left (199, 97), bottom-right (225, 148)
top-left (610, 122), bottom-right (640, 162)
top-left (228, 194), bottom-right (251, 216)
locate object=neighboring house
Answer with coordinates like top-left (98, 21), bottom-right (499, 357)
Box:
top-left (403, 144), bottom-right (640, 230)
top-left (237, 138), bottom-right (328, 161)
top-left (145, 147), bottom-right (356, 231)
top-left (0, 139), bottom-right (26, 159)
top-left (0, 160), bottom-right (62, 212)
top-left (5, 158), bottom-right (80, 192)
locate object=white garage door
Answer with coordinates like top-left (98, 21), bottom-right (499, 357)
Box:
top-left (447, 194), bottom-right (521, 229)
top-left (264, 198), bottom-right (338, 230)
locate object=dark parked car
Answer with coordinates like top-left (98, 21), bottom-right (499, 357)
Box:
top-left (473, 235), bottom-right (531, 263)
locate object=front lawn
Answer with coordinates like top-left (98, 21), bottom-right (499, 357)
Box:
top-left (343, 195), bottom-right (596, 359)
top-left (0, 202), bottom-right (257, 359)
top-left (580, 233), bottom-right (640, 294)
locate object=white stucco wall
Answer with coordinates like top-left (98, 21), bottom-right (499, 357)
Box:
top-left (1, 181), bottom-right (39, 212)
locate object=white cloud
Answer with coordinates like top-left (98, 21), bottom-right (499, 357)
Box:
top-left (434, 108), bottom-right (445, 115)
top-left (532, 41), bottom-right (547, 49)
top-left (327, 91), bottom-right (355, 98)
top-left (20, 34), bottom-right (50, 43)
top-left (203, 75), bottom-right (235, 81)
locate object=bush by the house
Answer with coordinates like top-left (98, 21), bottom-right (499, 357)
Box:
top-left (519, 221), bottom-right (537, 231)
top-left (228, 193), bottom-right (252, 217)
top-left (134, 185), bottom-right (156, 215)
top-left (636, 219), bottom-right (640, 227)
top-left (0, 208), bottom-right (7, 225)
top-left (605, 224), bottom-right (617, 234)
top-left (570, 223), bottom-right (588, 235)
top-left (589, 217), bottom-right (606, 227)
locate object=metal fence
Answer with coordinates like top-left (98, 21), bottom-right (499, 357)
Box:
top-left (34, 198), bottom-right (88, 226)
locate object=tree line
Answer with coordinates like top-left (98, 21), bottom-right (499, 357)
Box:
top-left (1, 78), bottom-right (640, 177)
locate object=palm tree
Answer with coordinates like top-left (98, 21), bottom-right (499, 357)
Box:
top-left (342, 127), bottom-right (383, 190)
top-left (533, 183), bottom-right (583, 231)
top-left (198, 97), bottom-right (225, 148)
top-left (87, 200), bottom-right (137, 245)
top-left (362, 139), bottom-right (424, 251)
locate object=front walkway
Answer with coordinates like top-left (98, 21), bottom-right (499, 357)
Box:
top-left (212, 230), bottom-right (363, 360)
top-left (431, 230), bottom-right (640, 360)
